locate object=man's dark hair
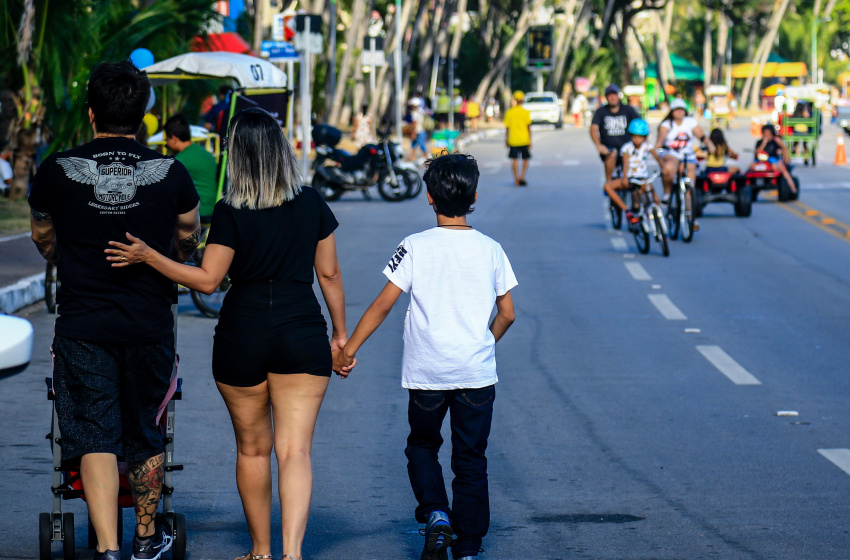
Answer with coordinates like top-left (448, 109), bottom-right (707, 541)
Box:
top-left (87, 61), bottom-right (151, 135)
top-left (423, 153), bottom-right (479, 217)
top-left (164, 114), bottom-right (191, 142)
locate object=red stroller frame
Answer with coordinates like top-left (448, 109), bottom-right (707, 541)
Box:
top-left (38, 306), bottom-right (187, 560)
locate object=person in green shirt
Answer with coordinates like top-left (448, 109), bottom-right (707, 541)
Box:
top-left (164, 114), bottom-right (218, 220)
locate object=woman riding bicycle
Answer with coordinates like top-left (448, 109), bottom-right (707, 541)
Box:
top-left (655, 99), bottom-right (714, 202)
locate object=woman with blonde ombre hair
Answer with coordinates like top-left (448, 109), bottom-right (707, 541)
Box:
top-left (105, 107), bottom-right (349, 560)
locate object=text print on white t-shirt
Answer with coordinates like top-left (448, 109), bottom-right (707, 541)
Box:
top-left (604, 115), bottom-right (628, 137)
top-left (387, 244), bottom-right (408, 272)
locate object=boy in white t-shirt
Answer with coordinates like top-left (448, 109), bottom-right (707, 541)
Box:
top-left (336, 153), bottom-right (517, 560)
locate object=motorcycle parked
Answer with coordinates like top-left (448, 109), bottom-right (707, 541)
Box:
top-left (311, 124), bottom-right (421, 202)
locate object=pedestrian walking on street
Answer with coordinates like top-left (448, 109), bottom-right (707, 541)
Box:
top-left (504, 91), bottom-right (532, 186)
top-left (335, 153), bottom-right (517, 560)
top-left (106, 107), bottom-right (349, 560)
top-left (29, 61), bottom-right (202, 560)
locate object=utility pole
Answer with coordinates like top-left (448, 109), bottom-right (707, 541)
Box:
top-left (394, 0), bottom-right (403, 142)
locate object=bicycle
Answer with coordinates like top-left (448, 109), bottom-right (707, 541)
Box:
top-left (627, 172), bottom-right (669, 257)
top-left (665, 152), bottom-right (697, 243)
top-left (188, 223), bottom-right (230, 319)
top-left (607, 163), bottom-right (624, 230)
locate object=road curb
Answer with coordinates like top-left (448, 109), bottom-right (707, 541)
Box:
top-left (457, 128), bottom-right (501, 150)
top-left (0, 273), bottom-right (44, 314)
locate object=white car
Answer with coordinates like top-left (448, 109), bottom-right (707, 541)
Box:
top-left (0, 314), bottom-right (33, 378)
top-left (523, 91), bottom-right (563, 128)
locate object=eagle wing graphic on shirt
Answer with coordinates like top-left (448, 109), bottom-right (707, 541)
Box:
top-left (57, 156), bottom-right (174, 206)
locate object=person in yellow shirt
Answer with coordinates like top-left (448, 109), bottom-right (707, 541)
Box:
top-left (466, 95), bottom-right (481, 132)
top-left (504, 91), bottom-right (532, 186)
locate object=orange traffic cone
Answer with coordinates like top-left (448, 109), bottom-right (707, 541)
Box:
top-left (836, 134), bottom-right (847, 166)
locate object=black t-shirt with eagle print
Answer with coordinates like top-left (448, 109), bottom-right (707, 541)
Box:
top-left (29, 137), bottom-right (199, 344)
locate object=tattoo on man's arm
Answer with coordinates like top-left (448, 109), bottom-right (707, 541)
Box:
top-left (129, 454), bottom-right (165, 537)
top-left (177, 228), bottom-right (200, 260)
top-left (31, 208), bottom-right (52, 221)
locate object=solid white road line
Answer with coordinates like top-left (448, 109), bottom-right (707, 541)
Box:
top-left (818, 449), bottom-right (850, 476)
top-left (0, 232), bottom-right (29, 243)
top-left (624, 262), bottom-right (652, 281)
top-left (611, 238), bottom-right (629, 252)
top-left (696, 345), bottom-right (762, 385)
top-left (647, 294), bottom-right (687, 320)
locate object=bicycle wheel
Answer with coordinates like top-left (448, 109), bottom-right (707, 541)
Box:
top-left (634, 218), bottom-right (650, 254)
top-left (190, 275), bottom-right (230, 319)
top-left (681, 186), bottom-right (695, 243)
top-left (609, 200), bottom-right (622, 230)
top-left (45, 262), bottom-right (58, 313)
top-left (667, 190), bottom-right (681, 240)
top-left (653, 208), bottom-right (670, 257)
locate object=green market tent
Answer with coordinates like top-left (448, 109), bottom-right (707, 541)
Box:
top-left (646, 54), bottom-right (704, 82)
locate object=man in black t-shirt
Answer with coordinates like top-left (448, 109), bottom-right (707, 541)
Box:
top-left (29, 62), bottom-right (200, 560)
top-left (590, 84), bottom-right (640, 182)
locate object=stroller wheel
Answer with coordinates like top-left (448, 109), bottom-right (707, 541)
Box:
top-left (171, 513), bottom-right (187, 560)
top-left (39, 512), bottom-right (52, 560)
top-left (62, 512), bottom-right (75, 560)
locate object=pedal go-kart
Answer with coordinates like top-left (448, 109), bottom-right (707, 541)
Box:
top-left (694, 169), bottom-right (752, 218)
top-left (744, 151), bottom-right (800, 203)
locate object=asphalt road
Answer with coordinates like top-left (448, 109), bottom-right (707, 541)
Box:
top-left (4, 119), bottom-right (850, 560)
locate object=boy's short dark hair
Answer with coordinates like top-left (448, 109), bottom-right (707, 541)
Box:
top-left (164, 114), bottom-right (191, 142)
top-left (87, 61), bottom-right (151, 136)
top-left (423, 153), bottom-right (479, 217)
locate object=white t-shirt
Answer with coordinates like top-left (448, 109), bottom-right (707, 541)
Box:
top-left (661, 116), bottom-right (700, 160)
top-left (383, 227), bottom-right (518, 390)
top-left (620, 141), bottom-right (652, 179)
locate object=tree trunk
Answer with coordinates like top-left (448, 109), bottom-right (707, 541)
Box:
top-left (547, 0), bottom-right (581, 92)
top-left (740, 0), bottom-right (780, 107)
top-left (713, 14), bottom-right (728, 84)
top-left (653, 11), bottom-right (670, 100)
top-left (328, 0), bottom-right (368, 126)
top-left (473, 0), bottom-right (547, 102)
top-left (703, 8), bottom-right (712, 91)
top-left (563, 0), bottom-right (593, 86)
top-left (661, 1), bottom-right (676, 81)
top-left (746, 0), bottom-right (791, 110)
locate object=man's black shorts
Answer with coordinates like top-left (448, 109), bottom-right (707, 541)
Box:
top-left (508, 146), bottom-right (531, 159)
top-left (599, 149), bottom-right (623, 167)
top-left (52, 335), bottom-right (175, 463)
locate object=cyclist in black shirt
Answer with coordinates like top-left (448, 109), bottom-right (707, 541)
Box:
top-left (590, 84), bottom-right (640, 182)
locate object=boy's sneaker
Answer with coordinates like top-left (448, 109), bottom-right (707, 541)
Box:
top-left (131, 520), bottom-right (173, 560)
top-left (93, 550), bottom-right (121, 560)
top-left (421, 510), bottom-right (453, 560)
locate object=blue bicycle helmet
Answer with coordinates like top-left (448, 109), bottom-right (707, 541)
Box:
top-left (627, 118), bottom-right (650, 136)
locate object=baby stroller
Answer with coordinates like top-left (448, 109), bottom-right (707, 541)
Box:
top-left (38, 308), bottom-right (187, 560)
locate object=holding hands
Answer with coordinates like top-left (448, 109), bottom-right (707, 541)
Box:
top-left (331, 336), bottom-right (357, 378)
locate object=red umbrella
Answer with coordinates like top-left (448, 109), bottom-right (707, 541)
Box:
top-left (192, 32), bottom-right (255, 56)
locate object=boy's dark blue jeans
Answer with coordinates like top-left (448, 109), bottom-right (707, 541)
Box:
top-left (405, 385), bottom-right (495, 558)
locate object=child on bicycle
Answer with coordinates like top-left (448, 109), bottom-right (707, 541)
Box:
top-left (604, 118), bottom-right (663, 225)
top-left (705, 128), bottom-right (740, 175)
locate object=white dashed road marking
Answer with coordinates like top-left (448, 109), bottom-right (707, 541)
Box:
top-left (0, 232), bottom-right (29, 244)
top-left (647, 294), bottom-right (687, 320)
top-left (624, 262), bottom-right (652, 281)
top-left (818, 449), bottom-right (850, 476)
top-left (611, 238), bottom-right (629, 252)
top-left (696, 345), bottom-right (761, 385)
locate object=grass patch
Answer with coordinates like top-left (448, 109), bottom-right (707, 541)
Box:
top-left (0, 198), bottom-right (31, 236)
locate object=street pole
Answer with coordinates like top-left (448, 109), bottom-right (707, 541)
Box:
top-left (327, 0), bottom-right (336, 118)
top-left (448, 57), bottom-right (455, 131)
top-left (287, 59), bottom-right (295, 142)
top-left (369, 37), bottom-right (377, 107)
top-left (300, 18), bottom-right (312, 180)
top-left (812, 17), bottom-right (817, 84)
top-left (394, 0), bottom-right (403, 143)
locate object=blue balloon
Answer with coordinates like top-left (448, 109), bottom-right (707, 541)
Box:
top-left (130, 48), bottom-right (154, 69)
top-left (145, 87), bottom-right (156, 112)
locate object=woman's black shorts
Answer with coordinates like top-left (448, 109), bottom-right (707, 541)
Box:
top-left (213, 280), bottom-right (332, 387)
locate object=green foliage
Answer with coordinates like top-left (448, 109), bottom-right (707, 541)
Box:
top-left (0, 0), bottom-right (218, 151)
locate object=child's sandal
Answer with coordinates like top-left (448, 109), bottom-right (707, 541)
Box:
top-left (236, 553), bottom-right (273, 560)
